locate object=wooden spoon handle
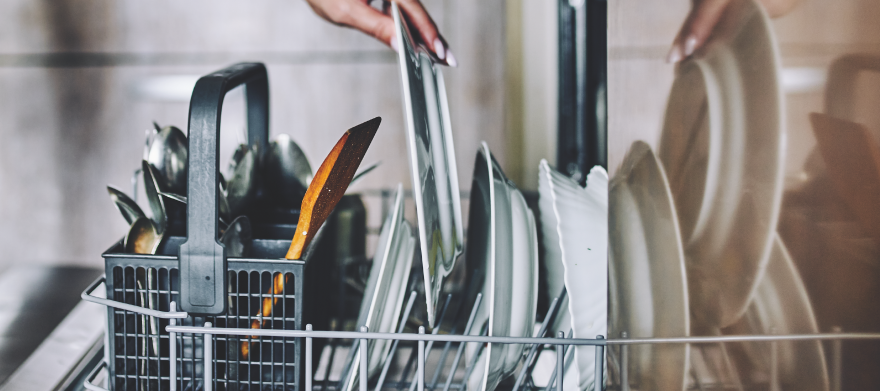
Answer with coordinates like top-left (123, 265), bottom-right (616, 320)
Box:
top-left (286, 117), bottom-right (381, 259)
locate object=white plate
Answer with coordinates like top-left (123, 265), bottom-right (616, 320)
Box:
top-left (342, 184), bottom-right (416, 391)
top-left (658, 0), bottom-right (785, 328)
top-left (465, 142), bottom-right (537, 391)
top-left (610, 141), bottom-right (690, 391)
top-left (722, 234), bottom-right (829, 390)
top-left (392, 2), bottom-right (464, 329)
top-left (538, 161), bottom-right (608, 390)
top-left (502, 176), bottom-right (539, 374)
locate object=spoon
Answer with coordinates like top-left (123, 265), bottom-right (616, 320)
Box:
top-left (124, 217), bottom-right (163, 254)
top-left (160, 190), bottom-right (232, 227)
top-left (226, 145), bottom-right (259, 218)
top-left (242, 117), bottom-right (381, 359)
top-left (142, 161), bottom-right (167, 234)
top-left (265, 134), bottom-right (313, 207)
top-left (107, 185), bottom-right (146, 225)
top-left (349, 161), bottom-right (381, 187)
top-left (220, 215), bottom-right (253, 258)
top-left (146, 125), bottom-right (188, 194)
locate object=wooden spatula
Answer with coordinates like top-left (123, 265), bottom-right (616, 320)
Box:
top-left (286, 116), bottom-right (381, 259)
top-left (242, 117), bottom-right (381, 358)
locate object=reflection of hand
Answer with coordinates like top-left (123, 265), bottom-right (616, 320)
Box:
top-left (306, 0), bottom-right (456, 66)
top-left (667, 0), bottom-right (802, 63)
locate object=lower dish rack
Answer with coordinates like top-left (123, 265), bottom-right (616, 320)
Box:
top-left (82, 277), bottom-right (875, 391)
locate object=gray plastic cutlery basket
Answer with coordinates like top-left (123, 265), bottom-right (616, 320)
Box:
top-left (84, 63), bottom-right (332, 391)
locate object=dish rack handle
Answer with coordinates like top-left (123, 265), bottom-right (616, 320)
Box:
top-left (81, 276), bottom-right (189, 319)
top-left (179, 62), bottom-right (270, 316)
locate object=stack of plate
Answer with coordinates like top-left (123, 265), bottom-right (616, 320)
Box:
top-left (465, 143), bottom-right (538, 391)
top-left (538, 160), bottom-right (608, 390)
top-left (392, 2), bottom-right (464, 329)
top-left (340, 185), bottom-right (416, 391)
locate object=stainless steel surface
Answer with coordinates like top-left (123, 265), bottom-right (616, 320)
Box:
top-left (265, 134), bottom-right (312, 208)
top-left (0, 266), bottom-right (101, 387)
top-left (123, 217), bottom-right (162, 254)
top-left (146, 125), bottom-right (188, 195)
top-left (219, 215), bottom-right (252, 257)
top-left (141, 160), bottom-right (167, 233)
top-left (106, 185), bottom-right (146, 225)
top-left (224, 145), bottom-right (258, 218)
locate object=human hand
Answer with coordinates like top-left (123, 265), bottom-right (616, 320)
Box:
top-left (667, 0), bottom-right (802, 63)
top-left (305, 0), bottom-right (456, 66)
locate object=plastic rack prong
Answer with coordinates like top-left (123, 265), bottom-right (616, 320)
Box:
top-left (307, 324), bottom-right (314, 391)
top-left (557, 331), bottom-right (565, 391)
top-left (204, 322), bottom-right (213, 391)
top-left (418, 327), bottom-right (426, 391)
top-left (170, 302), bottom-right (178, 391)
top-left (360, 326), bottom-right (369, 391)
top-left (594, 335), bottom-right (605, 391)
top-left (620, 331), bottom-right (629, 391)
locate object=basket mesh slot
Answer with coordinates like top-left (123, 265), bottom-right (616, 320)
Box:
top-left (110, 266), bottom-right (298, 391)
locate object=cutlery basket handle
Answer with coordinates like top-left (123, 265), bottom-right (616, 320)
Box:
top-left (179, 62), bottom-right (270, 315)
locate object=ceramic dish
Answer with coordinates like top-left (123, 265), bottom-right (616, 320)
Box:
top-left (538, 161), bottom-right (608, 390)
top-left (722, 234), bottom-right (829, 391)
top-left (610, 141), bottom-right (690, 391)
top-left (392, 2), bottom-right (463, 329)
top-left (465, 142), bottom-right (537, 391)
top-left (657, 0), bottom-right (785, 328)
top-left (341, 184), bottom-right (416, 391)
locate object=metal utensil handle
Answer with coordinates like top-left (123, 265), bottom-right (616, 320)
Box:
top-left (81, 276), bottom-right (189, 319)
top-left (179, 62), bottom-right (270, 315)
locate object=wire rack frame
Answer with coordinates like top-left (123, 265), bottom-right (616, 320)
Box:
top-left (83, 277), bottom-right (873, 391)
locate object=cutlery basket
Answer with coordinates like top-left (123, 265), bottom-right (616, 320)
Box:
top-left (86, 63), bottom-right (333, 391)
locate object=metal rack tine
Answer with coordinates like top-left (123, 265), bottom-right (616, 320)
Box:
top-left (375, 291), bottom-right (419, 391)
top-left (545, 329), bottom-right (574, 390)
top-left (460, 323), bottom-right (490, 391)
top-left (406, 295), bottom-right (453, 391)
top-left (429, 295), bottom-right (460, 390)
top-left (513, 289), bottom-right (567, 391)
top-left (442, 293), bottom-right (482, 391)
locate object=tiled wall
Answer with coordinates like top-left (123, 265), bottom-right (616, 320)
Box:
top-left (0, 0), bottom-right (508, 267)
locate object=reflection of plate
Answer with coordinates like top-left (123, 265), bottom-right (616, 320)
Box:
top-left (465, 142), bottom-right (536, 391)
top-left (392, 2), bottom-right (463, 329)
top-left (342, 185), bottom-right (416, 391)
top-left (722, 234), bottom-right (829, 391)
top-left (610, 141), bottom-right (689, 391)
top-left (538, 161), bottom-right (608, 389)
top-left (658, 0), bottom-right (785, 328)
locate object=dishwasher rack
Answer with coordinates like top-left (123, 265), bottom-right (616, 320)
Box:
top-left (81, 275), bottom-right (875, 391)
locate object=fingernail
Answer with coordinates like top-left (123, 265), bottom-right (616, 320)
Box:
top-left (390, 36), bottom-right (399, 53)
top-left (433, 39), bottom-right (446, 60)
top-left (446, 49), bottom-right (457, 67)
top-left (684, 35), bottom-right (698, 56)
top-left (666, 45), bottom-right (683, 63)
